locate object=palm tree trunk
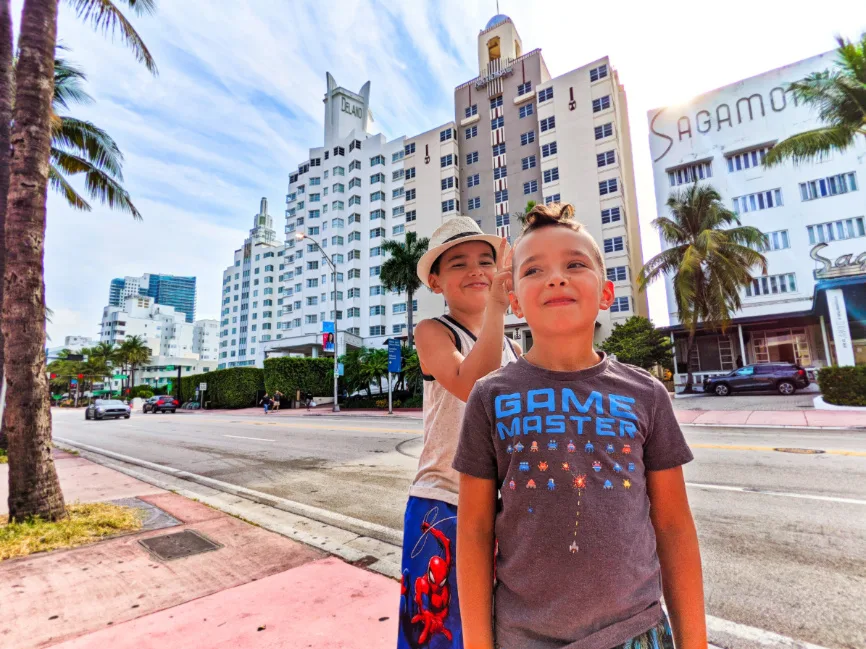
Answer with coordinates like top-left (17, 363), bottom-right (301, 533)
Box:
top-left (683, 330), bottom-right (697, 394)
top-left (0, 0), bottom-right (14, 452)
top-left (406, 287), bottom-right (414, 349)
top-left (3, 0), bottom-right (65, 522)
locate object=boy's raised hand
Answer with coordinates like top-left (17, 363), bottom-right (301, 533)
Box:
top-left (490, 238), bottom-right (513, 312)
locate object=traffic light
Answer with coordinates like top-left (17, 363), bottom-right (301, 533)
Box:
top-left (50, 373), bottom-right (57, 379)
top-left (77, 374), bottom-right (84, 380)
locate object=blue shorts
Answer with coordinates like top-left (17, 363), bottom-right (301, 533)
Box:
top-left (497, 614), bottom-right (673, 649)
top-left (397, 496), bottom-right (462, 649)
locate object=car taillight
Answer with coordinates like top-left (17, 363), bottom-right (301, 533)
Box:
top-left (797, 369), bottom-right (806, 377)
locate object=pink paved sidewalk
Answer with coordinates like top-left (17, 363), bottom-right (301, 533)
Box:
top-left (675, 409), bottom-right (866, 428)
top-left (179, 406), bottom-right (423, 419)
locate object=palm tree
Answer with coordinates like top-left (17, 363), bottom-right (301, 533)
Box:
top-left (639, 184), bottom-right (768, 393)
top-left (764, 33), bottom-right (866, 168)
top-left (380, 232), bottom-right (429, 349)
top-left (118, 335), bottom-right (150, 389)
top-left (513, 200), bottom-right (537, 228)
top-left (0, 1), bottom-right (12, 452)
top-left (361, 348), bottom-right (389, 396)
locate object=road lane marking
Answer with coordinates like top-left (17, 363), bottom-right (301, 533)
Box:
top-left (706, 614), bottom-right (831, 649)
top-left (224, 435), bottom-right (275, 442)
top-left (688, 482), bottom-right (866, 506)
top-left (691, 443), bottom-right (866, 457)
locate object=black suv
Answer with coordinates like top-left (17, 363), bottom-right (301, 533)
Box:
top-left (704, 363), bottom-right (810, 396)
top-left (143, 395), bottom-right (179, 413)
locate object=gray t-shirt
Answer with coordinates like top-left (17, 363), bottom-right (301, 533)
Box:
top-left (453, 354), bottom-right (693, 649)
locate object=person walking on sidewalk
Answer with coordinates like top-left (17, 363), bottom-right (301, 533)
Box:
top-left (260, 393), bottom-right (273, 415)
top-left (397, 217), bottom-right (520, 649)
top-left (272, 390), bottom-right (283, 412)
top-left (453, 204), bottom-right (707, 649)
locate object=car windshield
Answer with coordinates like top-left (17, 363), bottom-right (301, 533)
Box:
top-left (100, 400), bottom-right (125, 406)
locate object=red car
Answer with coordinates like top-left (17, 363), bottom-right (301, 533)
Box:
top-left (143, 395), bottom-right (179, 413)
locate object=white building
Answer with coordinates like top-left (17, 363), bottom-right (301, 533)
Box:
top-left (648, 51), bottom-right (866, 387)
top-left (47, 335), bottom-right (96, 360)
top-left (192, 319), bottom-right (219, 361)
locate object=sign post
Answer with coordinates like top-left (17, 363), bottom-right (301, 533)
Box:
top-left (826, 288), bottom-right (856, 366)
top-left (199, 382), bottom-right (207, 408)
top-left (387, 339), bottom-right (402, 416)
top-left (322, 320), bottom-right (339, 412)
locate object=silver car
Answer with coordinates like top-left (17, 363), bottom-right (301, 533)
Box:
top-left (85, 399), bottom-right (131, 420)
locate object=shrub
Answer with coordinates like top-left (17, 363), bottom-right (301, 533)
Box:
top-left (179, 367), bottom-right (264, 409)
top-left (264, 357), bottom-right (333, 398)
top-left (402, 394), bottom-right (423, 408)
top-left (818, 366), bottom-right (866, 407)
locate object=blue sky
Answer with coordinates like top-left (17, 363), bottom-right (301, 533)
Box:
top-left (12, 0), bottom-right (863, 343)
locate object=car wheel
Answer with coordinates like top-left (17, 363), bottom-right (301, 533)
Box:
top-left (777, 381), bottom-right (796, 395)
top-left (95, 414), bottom-right (103, 420)
top-left (170, 409), bottom-right (176, 413)
top-left (85, 411), bottom-right (90, 420)
top-left (124, 415), bottom-right (131, 419)
top-left (714, 383), bottom-right (730, 396)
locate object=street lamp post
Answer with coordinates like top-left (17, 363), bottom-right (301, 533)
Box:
top-left (296, 232), bottom-right (340, 412)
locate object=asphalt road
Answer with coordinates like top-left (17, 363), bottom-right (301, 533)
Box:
top-left (52, 408), bottom-right (866, 649)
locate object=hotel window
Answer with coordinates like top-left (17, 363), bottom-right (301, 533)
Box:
top-left (305, 314), bottom-right (318, 324)
top-left (544, 167), bottom-right (560, 183)
top-left (467, 151), bottom-right (479, 165)
top-left (540, 116), bottom-right (556, 132)
top-left (370, 266), bottom-right (381, 277)
top-left (370, 305), bottom-right (385, 316)
top-left (333, 254), bottom-right (344, 264)
top-left (393, 187), bottom-right (404, 199)
top-left (348, 288), bottom-right (360, 298)
top-left (466, 125), bottom-right (478, 139)
top-left (392, 205), bottom-right (405, 217)
top-left (332, 183), bottom-right (344, 193)
top-left (495, 189), bottom-right (509, 203)
top-left (745, 273), bottom-right (797, 297)
top-left (440, 128), bottom-right (453, 141)
top-left (348, 195), bottom-right (361, 207)
top-left (393, 324), bottom-right (407, 334)
top-left (370, 209), bottom-right (385, 220)
top-left (370, 246), bottom-right (382, 257)
top-left (332, 200), bottom-right (344, 210)
top-left (599, 178), bottom-right (618, 195)
top-left (607, 266), bottom-right (627, 282)
top-left (392, 224), bottom-right (405, 236)
top-left (732, 188), bottom-right (783, 213)
top-left (348, 213), bottom-right (361, 224)
top-left (392, 169), bottom-right (404, 181)
top-left (370, 155), bottom-right (385, 166)
top-left (468, 197), bottom-right (481, 210)
top-left (370, 172), bottom-right (385, 184)
top-left (538, 87), bottom-right (553, 103)
top-left (727, 146), bottom-right (771, 172)
top-left (491, 115), bottom-right (505, 129)
top-left (521, 155), bottom-right (537, 170)
top-left (370, 191), bottom-right (385, 202)
top-left (601, 206), bottom-right (622, 224)
top-left (592, 95), bottom-right (611, 112)
top-left (333, 165), bottom-right (345, 175)
top-left (332, 217), bottom-right (344, 229)
top-left (392, 150), bottom-right (404, 163)
top-left (496, 214), bottom-right (510, 227)
top-left (406, 210), bottom-right (417, 222)
top-left (604, 236), bottom-right (624, 253)
top-left (370, 326), bottom-right (386, 336)
top-left (521, 131), bottom-right (535, 145)
top-left (517, 81), bottom-right (532, 96)
top-left (349, 139), bottom-right (361, 152)
top-left (668, 161), bottom-right (712, 186)
top-left (442, 199), bottom-right (457, 213)
top-left (441, 176), bottom-right (456, 190)
top-left (370, 285), bottom-right (384, 296)
top-left (519, 103), bottom-right (534, 119)
top-left (441, 154), bottom-right (454, 168)
top-left (405, 167), bottom-right (416, 179)
top-left (347, 307), bottom-right (360, 318)
top-left (800, 172), bottom-right (858, 201)
top-left (309, 193), bottom-right (320, 202)
top-left (404, 142), bottom-right (416, 155)
top-left (597, 150), bottom-right (616, 168)
top-left (370, 227), bottom-right (385, 238)
top-left (311, 158), bottom-right (321, 167)
top-left (406, 188), bottom-right (417, 201)
top-left (306, 296), bottom-right (318, 306)
top-left (349, 160), bottom-right (361, 171)
top-left (348, 268), bottom-right (361, 279)
top-left (307, 261), bottom-right (319, 270)
top-left (609, 296), bottom-right (630, 313)
top-left (492, 143), bottom-right (506, 156)
top-left (393, 302), bottom-right (407, 314)
top-left (490, 95), bottom-right (503, 109)
top-left (760, 229), bottom-right (791, 251)
top-left (807, 217), bottom-right (865, 244)
top-left (590, 64), bottom-right (608, 82)
top-left (541, 141), bottom-right (558, 158)
top-left (467, 173), bottom-right (480, 187)
top-left (308, 209), bottom-right (320, 218)
top-left (493, 165), bottom-right (507, 180)
top-left (524, 180), bottom-right (538, 195)
top-left (465, 104), bottom-right (478, 118)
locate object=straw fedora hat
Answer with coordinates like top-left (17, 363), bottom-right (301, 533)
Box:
top-left (416, 216), bottom-right (505, 288)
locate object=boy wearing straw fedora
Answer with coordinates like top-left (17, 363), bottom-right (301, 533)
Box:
top-left (397, 216), bottom-right (520, 649)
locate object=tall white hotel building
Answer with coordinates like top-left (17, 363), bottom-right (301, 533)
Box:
top-left (218, 14), bottom-right (648, 368)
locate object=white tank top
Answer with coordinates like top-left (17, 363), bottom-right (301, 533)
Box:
top-left (409, 314), bottom-right (519, 505)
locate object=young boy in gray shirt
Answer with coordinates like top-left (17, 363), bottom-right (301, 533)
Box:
top-left (453, 204), bottom-right (707, 649)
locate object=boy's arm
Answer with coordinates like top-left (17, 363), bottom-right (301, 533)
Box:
top-left (647, 466), bottom-right (707, 649)
top-left (457, 473), bottom-right (497, 649)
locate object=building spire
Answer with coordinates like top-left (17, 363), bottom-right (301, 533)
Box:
top-left (260, 197), bottom-right (268, 216)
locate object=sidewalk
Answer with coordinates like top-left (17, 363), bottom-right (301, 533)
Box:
top-left (0, 450), bottom-right (399, 649)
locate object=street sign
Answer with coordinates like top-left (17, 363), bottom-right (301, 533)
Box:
top-left (322, 332), bottom-right (335, 352)
top-left (70, 379), bottom-right (78, 385)
top-left (337, 362), bottom-right (344, 377)
top-left (199, 382), bottom-right (207, 391)
top-left (113, 374), bottom-right (128, 380)
top-left (166, 365), bottom-right (175, 371)
top-left (388, 339), bottom-right (402, 374)
top-left (322, 321), bottom-right (334, 334)
top-left (166, 382), bottom-right (173, 392)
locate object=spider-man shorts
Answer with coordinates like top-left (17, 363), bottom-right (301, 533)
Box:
top-left (397, 496), bottom-right (462, 649)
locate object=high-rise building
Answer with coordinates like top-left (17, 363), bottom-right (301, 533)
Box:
top-left (648, 51), bottom-right (866, 386)
top-left (108, 273), bottom-right (197, 323)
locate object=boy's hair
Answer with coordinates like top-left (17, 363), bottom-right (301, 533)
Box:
top-left (516, 202), bottom-right (606, 276)
top-left (430, 241), bottom-right (497, 276)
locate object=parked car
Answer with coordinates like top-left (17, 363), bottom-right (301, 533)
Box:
top-left (85, 399), bottom-right (131, 420)
top-left (704, 362), bottom-right (810, 396)
top-left (143, 395), bottom-right (179, 413)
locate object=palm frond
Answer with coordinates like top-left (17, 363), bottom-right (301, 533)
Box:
top-left (52, 116), bottom-right (125, 178)
top-left (763, 125), bottom-right (859, 167)
top-left (53, 55), bottom-right (92, 110)
top-left (66, 0), bottom-right (158, 74)
top-left (50, 149), bottom-right (142, 220)
top-left (49, 163), bottom-right (92, 211)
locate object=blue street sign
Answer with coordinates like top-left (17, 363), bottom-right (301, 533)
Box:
top-left (388, 339), bottom-right (402, 374)
top-left (338, 362), bottom-right (345, 377)
top-left (322, 321), bottom-right (334, 334)
top-left (70, 379), bottom-right (78, 385)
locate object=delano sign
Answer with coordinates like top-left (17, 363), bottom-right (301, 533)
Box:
top-left (341, 97), bottom-right (362, 118)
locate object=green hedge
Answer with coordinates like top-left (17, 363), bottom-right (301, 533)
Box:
top-left (818, 366), bottom-right (866, 407)
top-left (179, 367), bottom-right (264, 409)
top-left (264, 357), bottom-right (333, 398)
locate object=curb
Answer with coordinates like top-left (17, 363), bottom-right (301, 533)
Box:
top-left (679, 421), bottom-right (866, 431)
top-left (54, 437), bottom-right (403, 547)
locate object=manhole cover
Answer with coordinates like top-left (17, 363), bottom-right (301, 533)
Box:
top-left (774, 447), bottom-right (825, 454)
top-left (139, 530), bottom-right (222, 561)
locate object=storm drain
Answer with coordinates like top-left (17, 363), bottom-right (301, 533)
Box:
top-left (139, 530), bottom-right (222, 561)
top-left (774, 447), bottom-right (825, 454)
